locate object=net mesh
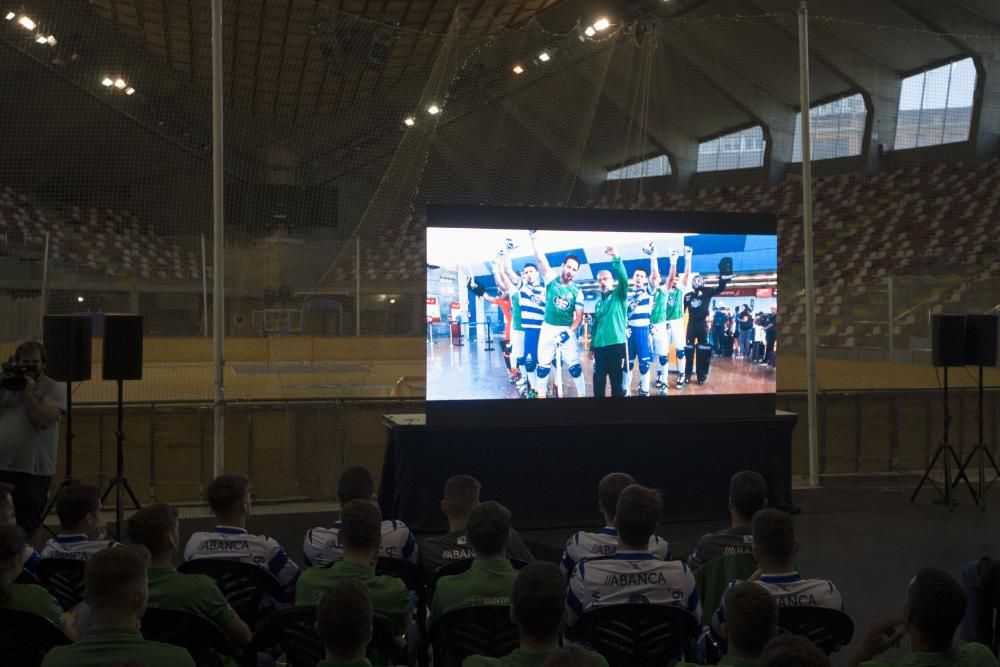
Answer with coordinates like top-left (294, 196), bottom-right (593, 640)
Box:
top-left (0, 1), bottom-right (998, 499)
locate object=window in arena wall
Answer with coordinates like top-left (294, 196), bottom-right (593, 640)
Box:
top-left (606, 154), bottom-right (671, 181)
top-left (696, 126), bottom-right (766, 172)
top-left (894, 57), bottom-right (976, 150)
top-left (792, 93), bottom-right (866, 161)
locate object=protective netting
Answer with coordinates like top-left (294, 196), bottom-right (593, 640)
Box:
top-left (0, 1), bottom-right (998, 500)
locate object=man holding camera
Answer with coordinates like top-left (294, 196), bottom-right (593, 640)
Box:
top-left (0, 341), bottom-right (66, 541)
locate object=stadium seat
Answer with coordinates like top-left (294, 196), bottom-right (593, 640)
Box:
top-left (0, 608), bottom-right (71, 667)
top-left (429, 605), bottom-right (519, 667)
top-left (36, 558), bottom-right (86, 612)
top-left (565, 604), bottom-right (700, 667)
top-left (177, 558), bottom-right (289, 627)
top-left (777, 606), bottom-right (854, 655)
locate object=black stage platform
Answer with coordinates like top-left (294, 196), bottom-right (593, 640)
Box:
top-left (378, 411), bottom-right (796, 533)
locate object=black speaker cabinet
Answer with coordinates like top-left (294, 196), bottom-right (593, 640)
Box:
top-left (965, 314), bottom-right (999, 367)
top-left (102, 315), bottom-right (144, 380)
top-left (931, 315), bottom-right (967, 368)
top-left (43, 315), bottom-right (93, 381)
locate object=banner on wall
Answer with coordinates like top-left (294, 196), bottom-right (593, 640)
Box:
top-left (426, 296), bottom-right (441, 323)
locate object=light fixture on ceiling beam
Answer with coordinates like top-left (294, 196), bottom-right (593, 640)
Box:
top-left (114, 78), bottom-right (126, 89)
top-left (34, 34), bottom-right (47, 44)
top-left (125, 87), bottom-right (135, 95)
top-left (593, 17), bottom-right (611, 31)
top-left (426, 103), bottom-right (441, 115)
top-left (17, 15), bottom-right (35, 30)
top-left (46, 35), bottom-right (56, 46)
top-left (537, 51), bottom-right (550, 62)
top-left (101, 77), bottom-right (114, 87)
top-left (4, 12), bottom-right (15, 21)
top-left (512, 64), bottom-right (524, 75)
top-left (403, 116), bottom-right (415, 127)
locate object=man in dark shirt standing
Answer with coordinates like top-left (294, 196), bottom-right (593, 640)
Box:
top-left (683, 259), bottom-right (732, 385)
top-left (760, 306), bottom-right (777, 366)
top-left (419, 475), bottom-right (533, 580)
top-left (688, 471), bottom-right (767, 570)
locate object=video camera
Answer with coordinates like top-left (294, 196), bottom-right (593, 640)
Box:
top-left (0, 357), bottom-right (32, 391)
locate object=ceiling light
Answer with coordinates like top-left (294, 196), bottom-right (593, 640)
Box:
top-left (35, 34), bottom-right (47, 44)
top-left (512, 64), bottom-right (524, 74)
top-left (593, 17), bottom-right (611, 31)
top-left (389, 298), bottom-right (396, 304)
top-left (125, 87), bottom-right (135, 95)
top-left (101, 77), bottom-right (114, 87)
top-left (46, 35), bottom-right (56, 46)
top-left (5, 12), bottom-right (15, 21)
top-left (584, 26), bottom-right (596, 37)
top-left (114, 78), bottom-right (126, 89)
top-left (538, 51), bottom-right (551, 62)
top-left (426, 104), bottom-right (441, 115)
top-left (17, 15), bottom-right (35, 30)
top-left (403, 116), bottom-right (415, 127)
top-left (76, 296), bottom-right (84, 303)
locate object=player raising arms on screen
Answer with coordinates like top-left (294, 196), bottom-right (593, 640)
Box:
top-left (623, 249), bottom-right (655, 396)
top-left (683, 255), bottom-right (733, 385)
top-left (529, 231), bottom-right (585, 398)
top-left (495, 251), bottom-right (545, 398)
top-left (650, 245), bottom-right (693, 391)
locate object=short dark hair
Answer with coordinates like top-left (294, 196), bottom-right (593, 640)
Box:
top-left (15, 340), bottom-right (46, 364)
top-left (339, 499), bottom-right (381, 553)
top-left (752, 508), bottom-right (795, 563)
top-left (56, 482), bottom-right (101, 529)
top-left (523, 263), bottom-right (538, 272)
top-left (563, 254), bottom-right (581, 269)
top-left (126, 504), bottom-right (179, 557)
top-left (723, 582), bottom-right (778, 656)
top-left (757, 634), bottom-right (830, 667)
top-left (337, 467), bottom-right (375, 503)
top-left (317, 580), bottom-right (373, 657)
top-left (85, 545), bottom-right (150, 611)
top-left (206, 474), bottom-right (250, 515)
top-left (614, 485), bottom-right (661, 549)
top-left (730, 471), bottom-right (767, 521)
top-left (443, 475), bottom-right (481, 517)
top-left (633, 268), bottom-right (648, 276)
top-left (466, 501), bottom-right (511, 557)
top-left (512, 562), bottom-right (566, 641)
top-left (598, 472), bottom-right (636, 520)
top-left (907, 568), bottom-right (966, 651)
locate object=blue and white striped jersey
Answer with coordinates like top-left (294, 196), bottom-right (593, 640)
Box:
top-left (22, 545), bottom-right (40, 574)
top-left (561, 527), bottom-right (671, 578)
top-left (711, 572), bottom-right (844, 638)
top-left (517, 280), bottom-right (546, 329)
top-left (40, 534), bottom-right (119, 561)
top-left (627, 287), bottom-right (654, 328)
top-left (183, 525), bottom-right (300, 589)
top-left (567, 551), bottom-right (700, 624)
top-left (303, 519), bottom-right (417, 568)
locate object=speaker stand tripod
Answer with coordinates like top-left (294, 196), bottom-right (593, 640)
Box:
top-left (910, 365), bottom-right (978, 507)
top-left (101, 378), bottom-right (142, 540)
top-left (953, 364), bottom-right (1000, 510)
top-left (42, 376), bottom-right (77, 537)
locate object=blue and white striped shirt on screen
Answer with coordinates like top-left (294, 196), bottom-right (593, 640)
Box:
top-left (518, 281), bottom-right (546, 329)
top-left (627, 287), bottom-right (653, 329)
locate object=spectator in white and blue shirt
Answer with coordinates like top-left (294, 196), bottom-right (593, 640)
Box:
top-left (40, 482), bottom-right (118, 562)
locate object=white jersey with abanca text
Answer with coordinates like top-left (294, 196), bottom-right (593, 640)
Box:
top-left (567, 551), bottom-right (701, 623)
top-left (40, 534), bottom-right (120, 561)
top-left (303, 519), bottom-right (417, 567)
top-left (516, 279), bottom-right (545, 329)
top-left (627, 287), bottom-right (653, 329)
top-left (561, 527), bottom-right (671, 577)
top-left (711, 571), bottom-right (844, 637)
top-left (183, 525), bottom-right (300, 588)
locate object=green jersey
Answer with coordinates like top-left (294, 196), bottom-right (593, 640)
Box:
top-left (430, 557), bottom-right (518, 621)
top-left (650, 289), bottom-right (667, 325)
top-left (296, 560), bottom-right (410, 628)
top-left (861, 644), bottom-right (999, 667)
top-left (8, 583), bottom-right (64, 629)
top-left (147, 566), bottom-right (237, 630)
top-left (42, 628), bottom-right (196, 667)
top-left (463, 648), bottom-right (609, 667)
top-left (663, 285), bottom-right (685, 321)
top-left (511, 292), bottom-right (522, 331)
top-left (590, 256), bottom-right (629, 348)
top-left (543, 271), bottom-right (583, 327)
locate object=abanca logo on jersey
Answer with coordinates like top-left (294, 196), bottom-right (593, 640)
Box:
top-left (603, 570), bottom-right (669, 587)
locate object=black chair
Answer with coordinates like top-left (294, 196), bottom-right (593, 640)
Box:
top-left (0, 608), bottom-right (71, 667)
top-left (566, 604), bottom-right (700, 667)
top-left (140, 607), bottom-right (238, 667)
top-left (429, 605), bottom-right (519, 667)
top-left (15, 568), bottom-right (41, 585)
top-left (36, 558), bottom-right (86, 611)
top-left (377, 556), bottom-right (424, 592)
top-left (179, 558), bottom-right (288, 627)
top-left (778, 606), bottom-right (855, 655)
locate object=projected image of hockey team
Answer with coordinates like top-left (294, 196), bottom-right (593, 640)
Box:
top-left (426, 227), bottom-right (777, 400)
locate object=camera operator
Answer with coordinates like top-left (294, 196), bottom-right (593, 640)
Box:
top-left (0, 341), bottom-right (66, 542)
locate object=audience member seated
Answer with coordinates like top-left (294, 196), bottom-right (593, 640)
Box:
top-left (431, 501), bottom-right (520, 621)
top-left (40, 482), bottom-right (118, 561)
top-left (315, 580), bottom-right (380, 667)
top-left (296, 499), bottom-right (410, 637)
top-left (183, 473), bottom-right (299, 593)
top-left (688, 471), bottom-right (767, 570)
top-left (0, 481), bottom-right (40, 574)
top-left (758, 634), bottom-right (831, 667)
top-left (463, 562), bottom-right (609, 667)
top-left (849, 568), bottom-right (998, 667)
top-left (567, 484), bottom-right (700, 624)
top-left (41, 545), bottom-right (195, 667)
top-left (125, 503), bottom-right (252, 647)
top-left (304, 466), bottom-right (417, 567)
top-left (420, 475), bottom-right (534, 580)
top-left (0, 524), bottom-right (73, 638)
top-left (710, 508), bottom-right (842, 639)
top-left (561, 473), bottom-right (670, 578)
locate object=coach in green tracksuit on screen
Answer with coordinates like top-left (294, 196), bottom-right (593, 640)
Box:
top-left (590, 246), bottom-right (628, 398)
